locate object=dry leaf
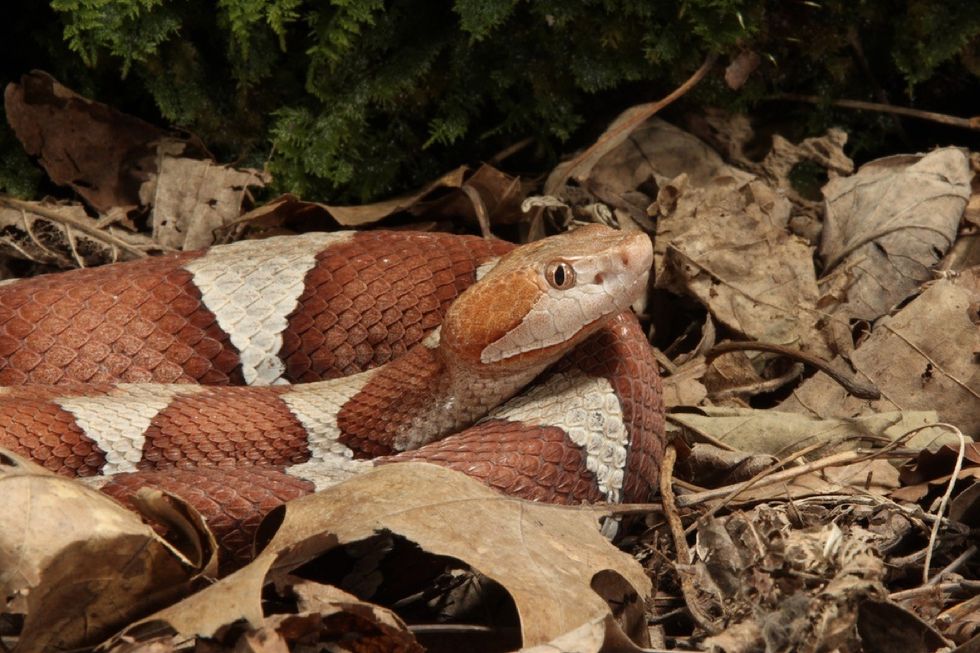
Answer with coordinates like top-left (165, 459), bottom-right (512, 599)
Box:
top-left (148, 156), bottom-right (267, 249)
top-left (4, 71), bottom-right (205, 213)
top-left (105, 637), bottom-right (179, 653)
top-left (820, 148), bottom-right (972, 321)
top-left (683, 109), bottom-right (759, 172)
top-left (410, 163), bottom-right (528, 225)
top-left (671, 407), bottom-right (962, 456)
top-left (318, 164), bottom-right (525, 230)
top-left (780, 267), bottom-right (980, 435)
top-left (891, 468), bottom-right (980, 504)
top-left (857, 600), bottom-right (950, 653)
top-left (900, 442), bottom-right (980, 485)
top-left (696, 511), bottom-right (888, 653)
top-left (942, 228), bottom-right (980, 273)
top-left (320, 166), bottom-right (469, 227)
top-left (740, 459), bottom-right (900, 501)
top-left (121, 463), bottom-right (651, 649)
top-left (683, 443), bottom-right (777, 487)
top-left (260, 463), bottom-right (651, 647)
top-left (703, 346), bottom-right (770, 401)
top-left (0, 450), bottom-right (213, 653)
top-left (760, 129), bottom-right (854, 204)
top-left (230, 582), bottom-right (421, 653)
top-left (215, 193), bottom-right (334, 240)
top-left (654, 176), bottom-right (831, 358)
top-left (724, 51), bottom-right (761, 90)
top-left (0, 196), bottom-right (156, 267)
top-left (241, 612), bottom-right (418, 652)
top-left (949, 480), bottom-right (980, 527)
top-left (939, 594), bottom-right (980, 644)
top-left (518, 613), bottom-right (646, 653)
top-left (687, 114), bottom-right (854, 225)
top-left (546, 115), bottom-right (754, 197)
top-left (891, 442), bottom-right (980, 505)
top-left (660, 360), bottom-right (709, 408)
top-left (965, 152), bottom-right (980, 228)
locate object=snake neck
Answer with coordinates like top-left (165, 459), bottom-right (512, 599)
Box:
top-left (314, 330), bottom-right (554, 458)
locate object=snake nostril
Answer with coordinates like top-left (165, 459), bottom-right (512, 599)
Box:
top-left (594, 273), bottom-right (604, 284)
top-left (620, 254), bottom-right (630, 267)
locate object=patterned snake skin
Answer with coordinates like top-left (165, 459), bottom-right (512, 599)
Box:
top-left (0, 228), bottom-right (665, 568)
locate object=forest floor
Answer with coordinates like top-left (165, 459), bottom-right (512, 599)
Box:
top-left (1, 70), bottom-right (978, 653)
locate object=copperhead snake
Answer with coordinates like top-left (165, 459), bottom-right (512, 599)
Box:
top-left (0, 225), bottom-right (665, 567)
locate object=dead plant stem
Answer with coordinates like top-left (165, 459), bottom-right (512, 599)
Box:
top-left (677, 442), bottom-right (840, 511)
top-left (923, 425), bottom-right (968, 585)
top-left (774, 93), bottom-right (980, 131)
top-left (707, 341), bottom-right (880, 400)
top-left (0, 196), bottom-right (149, 259)
top-left (927, 545), bottom-right (978, 586)
top-left (661, 445), bottom-right (722, 634)
top-left (550, 52), bottom-right (718, 190)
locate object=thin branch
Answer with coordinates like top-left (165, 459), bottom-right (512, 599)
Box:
top-left (707, 341), bottom-right (881, 400)
top-left (550, 53), bottom-right (718, 190)
top-left (710, 361), bottom-right (804, 401)
top-left (924, 424), bottom-right (968, 585)
top-left (927, 545), bottom-right (977, 587)
top-left (460, 183), bottom-right (493, 239)
top-left (661, 445), bottom-right (722, 634)
top-left (0, 196), bottom-right (149, 258)
top-left (679, 441), bottom-right (834, 515)
top-left (678, 421), bottom-right (939, 511)
top-left (568, 501), bottom-right (664, 517)
top-left (773, 94), bottom-right (980, 131)
top-left (889, 581), bottom-right (971, 602)
top-left (487, 137), bottom-right (533, 165)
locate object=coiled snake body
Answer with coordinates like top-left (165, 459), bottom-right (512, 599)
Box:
top-left (0, 225), bottom-right (664, 565)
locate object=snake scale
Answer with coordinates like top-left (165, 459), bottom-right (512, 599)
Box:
top-left (0, 225), bottom-right (665, 567)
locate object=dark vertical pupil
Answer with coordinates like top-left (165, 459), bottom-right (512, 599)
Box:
top-left (554, 265), bottom-right (565, 286)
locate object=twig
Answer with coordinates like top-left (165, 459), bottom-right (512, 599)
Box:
top-left (460, 183), bottom-right (493, 238)
top-left (710, 362), bottom-right (804, 401)
top-left (662, 447), bottom-right (691, 565)
top-left (927, 545), bottom-right (978, 586)
top-left (673, 478), bottom-right (708, 493)
top-left (665, 414), bottom-right (739, 452)
top-left (679, 420), bottom-right (939, 512)
top-left (923, 424), bottom-right (968, 585)
top-left (487, 137), bottom-right (533, 165)
top-left (677, 443), bottom-right (842, 509)
top-left (572, 501), bottom-right (664, 517)
top-left (772, 93), bottom-right (980, 131)
top-left (660, 445), bottom-right (722, 634)
top-left (549, 53), bottom-right (718, 191)
top-left (889, 580), bottom-right (980, 602)
top-left (707, 341), bottom-right (881, 400)
top-left (679, 441), bottom-right (833, 525)
top-left (793, 494), bottom-right (961, 528)
top-left (409, 624), bottom-right (510, 635)
top-left (0, 196), bottom-right (149, 259)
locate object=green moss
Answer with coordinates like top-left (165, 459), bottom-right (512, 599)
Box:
top-left (1, 0), bottom-right (976, 203)
top-left (0, 122), bottom-right (43, 199)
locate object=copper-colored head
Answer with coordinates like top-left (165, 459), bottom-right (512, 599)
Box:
top-left (441, 224), bottom-right (652, 370)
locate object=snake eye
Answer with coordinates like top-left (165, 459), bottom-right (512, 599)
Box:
top-left (546, 261), bottom-right (575, 290)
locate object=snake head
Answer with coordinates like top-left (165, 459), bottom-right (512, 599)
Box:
top-left (441, 224), bottom-right (653, 370)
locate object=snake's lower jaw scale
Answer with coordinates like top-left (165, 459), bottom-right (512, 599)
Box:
top-left (0, 226), bottom-right (665, 568)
